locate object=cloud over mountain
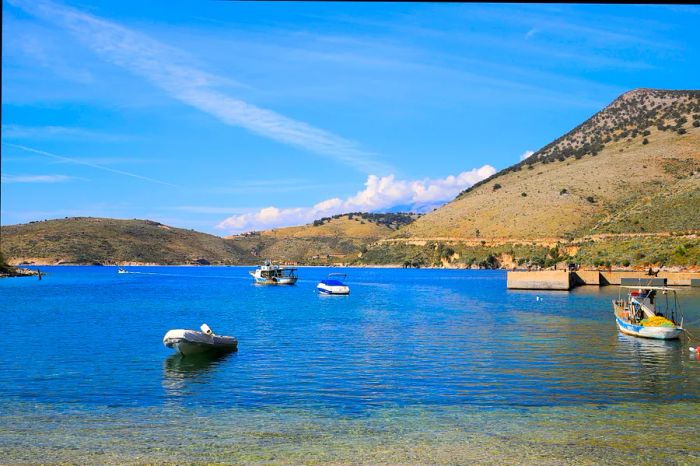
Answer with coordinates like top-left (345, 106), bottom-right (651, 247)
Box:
top-left (217, 165), bottom-right (496, 232)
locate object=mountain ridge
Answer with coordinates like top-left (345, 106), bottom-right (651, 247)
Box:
top-left (456, 88), bottom-right (700, 199)
top-left (397, 88), bottom-right (700, 241)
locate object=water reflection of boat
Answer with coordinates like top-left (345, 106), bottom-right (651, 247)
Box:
top-left (615, 332), bottom-right (684, 395)
top-left (617, 332), bottom-right (680, 354)
top-left (162, 352), bottom-right (233, 394)
top-left (612, 286), bottom-right (684, 340)
top-left (164, 351), bottom-right (232, 378)
top-left (249, 260), bottom-right (298, 285)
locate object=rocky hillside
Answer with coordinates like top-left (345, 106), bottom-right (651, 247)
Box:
top-left (398, 89), bottom-right (700, 240)
top-left (227, 212), bottom-right (420, 264)
top-left (0, 217), bottom-right (255, 265)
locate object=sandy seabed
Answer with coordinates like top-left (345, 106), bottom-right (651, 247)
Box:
top-left (1, 401), bottom-right (698, 464)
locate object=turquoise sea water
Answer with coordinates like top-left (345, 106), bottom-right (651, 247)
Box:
top-left (1, 266), bottom-right (699, 463)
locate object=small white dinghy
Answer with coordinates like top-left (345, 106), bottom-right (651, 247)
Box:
top-left (163, 323), bottom-right (238, 356)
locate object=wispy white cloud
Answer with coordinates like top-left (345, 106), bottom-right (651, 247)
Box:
top-left (1, 173), bottom-right (75, 183)
top-left (455, 4), bottom-right (678, 50)
top-left (217, 165), bottom-right (496, 233)
top-left (2, 142), bottom-right (177, 187)
top-left (8, 0), bottom-right (391, 174)
top-left (313, 7), bottom-right (659, 74)
top-left (520, 150), bottom-right (535, 161)
top-left (49, 157), bottom-right (153, 166)
top-left (525, 28), bottom-right (539, 40)
top-left (12, 27), bottom-right (95, 84)
top-left (2, 124), bottom-right (130, 141)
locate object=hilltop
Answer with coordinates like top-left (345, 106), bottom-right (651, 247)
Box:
top-left (227, 212), bottom-right (420, 263)
top-left (0, 217), bottom-right (255, 265)
top-left (401, 89), bottom-right (700, 239)
top-left (363, 89), bottom-right (700, 268)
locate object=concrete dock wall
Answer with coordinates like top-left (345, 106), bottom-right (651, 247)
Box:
top-left (620, 277), bottom-right (667, 287)
top-left (658, 272), bottom-right (700, 286)
top-left (572, 270), bottom-right (600, 286)
top-left (600, 271), bottom-right (651, 285)
top-left (601, 271), bottom-right (700, 286)
top-left (507, 271), bottom-right (571, 290)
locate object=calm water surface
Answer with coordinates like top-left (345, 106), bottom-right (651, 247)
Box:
top-left (1, 266), bottom-right (699, 463)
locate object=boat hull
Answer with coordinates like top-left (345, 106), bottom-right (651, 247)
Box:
top-left (252, 275), bottom-right (298, 285)
top-left (163, 330), bottom-right (238, 355)
top-left (614, 316), bottom-right (682, 340)
top-left (317, 283), bottom-right (350, 295)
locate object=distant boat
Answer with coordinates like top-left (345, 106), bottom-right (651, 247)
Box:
top-left (163, 323), bottom-right (238, 356)
top-left (117, 268), bottom-right (128, 274)
top-left (317, 273), bottom-right (350, 295)
top-left (612, 285), bottom-right (684, 340)
top-left (249, 260), bottom-right (298, 285)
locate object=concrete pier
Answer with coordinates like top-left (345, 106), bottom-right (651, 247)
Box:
top-left (659, 272), bottom-right (700, 286)
top-left (507, 270), bottom-right (571, 290)
top-left (571, 270), bottom-right (600, 286)
top-left (507, 270), bottom-right (700, 290)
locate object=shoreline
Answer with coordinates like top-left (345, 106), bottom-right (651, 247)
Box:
top-left (9, 261), bottom-right (700, 273)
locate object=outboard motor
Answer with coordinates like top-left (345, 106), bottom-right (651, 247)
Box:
top-left (200, 323), bottom-right (213, 336)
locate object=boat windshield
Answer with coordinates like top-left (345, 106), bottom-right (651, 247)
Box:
top-left (322, 279), bottom-right (345, 286)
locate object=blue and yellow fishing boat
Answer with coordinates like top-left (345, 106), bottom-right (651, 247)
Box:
top-left (613, 285), bottom-right (684, 340)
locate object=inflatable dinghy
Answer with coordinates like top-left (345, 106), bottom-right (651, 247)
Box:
top-left (163, 324), bottom-right (238, 356)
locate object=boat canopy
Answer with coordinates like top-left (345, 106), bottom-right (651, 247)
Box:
top-left (619, 286), bottom-right (678, 292)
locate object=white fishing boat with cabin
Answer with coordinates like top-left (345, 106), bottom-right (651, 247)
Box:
top-left (249, 260), bottom-right (298, 285)
top-left (163, 323), bottom-right (238, 356)
top-left (612, 286), bottom-right (684, 340)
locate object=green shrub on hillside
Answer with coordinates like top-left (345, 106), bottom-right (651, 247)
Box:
top-left (357, 235), bottom-right (700, 268)
top-left (573, 236), bottom-right (700, 267)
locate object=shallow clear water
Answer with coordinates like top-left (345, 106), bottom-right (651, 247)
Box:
top-left (1, 266), bottom-right (699, 463)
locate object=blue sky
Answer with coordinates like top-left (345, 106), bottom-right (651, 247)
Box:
top-left (2, 1), bottom-right (699, 234)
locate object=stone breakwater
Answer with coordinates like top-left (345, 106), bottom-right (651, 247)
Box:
top-left (507, 270), bottom-right (700, 290)
top-left (0, 267), bottom-right (40, 278)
